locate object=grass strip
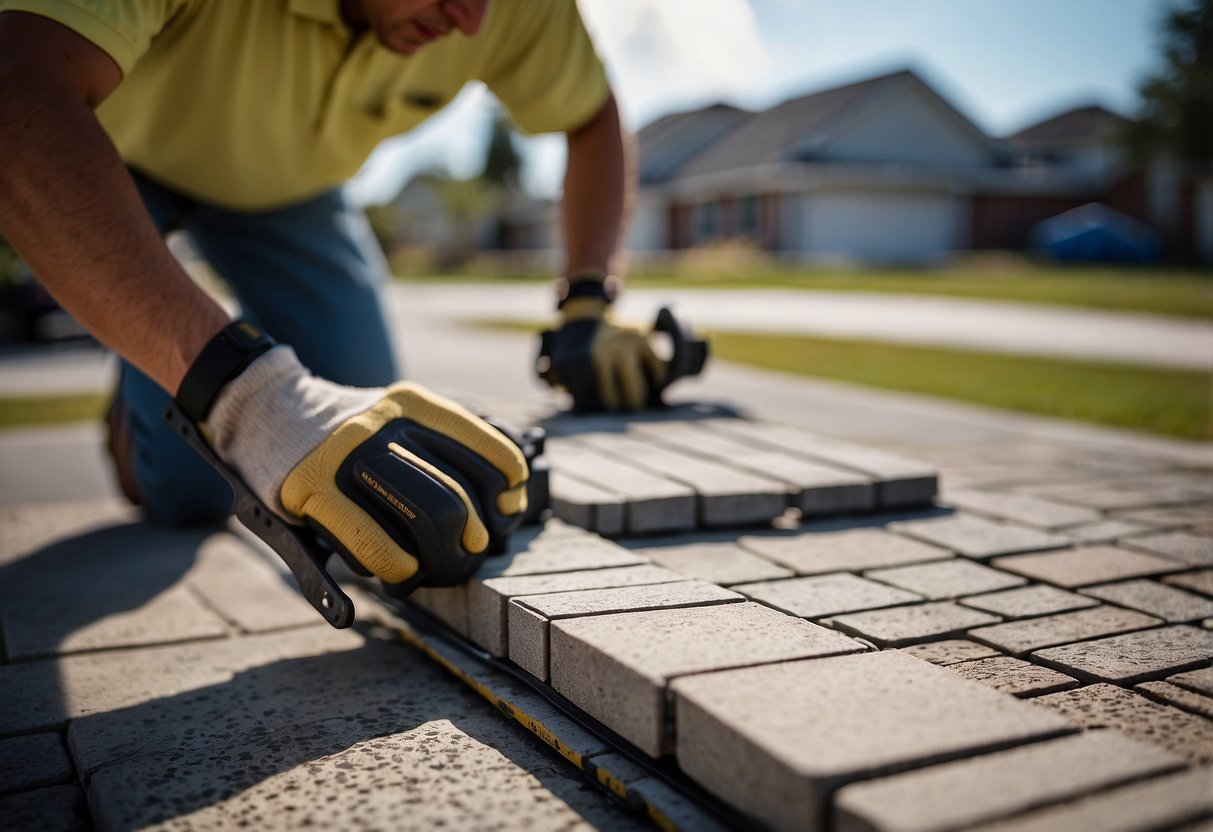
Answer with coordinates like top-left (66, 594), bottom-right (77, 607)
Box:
top-left (0, 392), bottom-right (106, 428)
top-left (475, 319), bottom-right (1212, 440)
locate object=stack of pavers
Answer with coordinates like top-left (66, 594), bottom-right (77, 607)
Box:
top-left (407, 413), bottom-right (1213, 832)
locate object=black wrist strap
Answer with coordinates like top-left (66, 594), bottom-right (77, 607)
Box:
top-left (556, 274), bottom-right (620, 309)
top-left (176, 320), bottom-right (276, 422)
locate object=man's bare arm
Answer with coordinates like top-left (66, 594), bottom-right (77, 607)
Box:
top-left (0, 12), bottom-right (228, 393)
top-left (560, 92), bottom-right (634, 277)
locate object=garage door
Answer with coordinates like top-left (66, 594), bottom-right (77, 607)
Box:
top-left (802, 190), bottom-right (961, 262)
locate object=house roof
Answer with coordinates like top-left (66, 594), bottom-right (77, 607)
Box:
top-left (643, 68), bottom-right (996, 184)
top-left (1007, 105), bottom-right (1130, 149)
top-left (637, 103), bottom-right (753, 184)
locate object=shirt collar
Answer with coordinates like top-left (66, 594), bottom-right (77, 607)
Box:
top-left (288, 0), bottom-right (346, 28)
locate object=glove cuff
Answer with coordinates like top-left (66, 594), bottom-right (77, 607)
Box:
top-left (176, 320), bottom-right (276, 421)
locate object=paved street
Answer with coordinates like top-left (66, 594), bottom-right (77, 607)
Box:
top-left (1, 302), bottom-right (1211, 830)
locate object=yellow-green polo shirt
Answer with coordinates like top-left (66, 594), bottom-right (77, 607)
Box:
top-left (1, 0), bottom-right (609, 210)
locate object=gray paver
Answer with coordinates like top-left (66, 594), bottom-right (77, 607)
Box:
top-left (1169, 666), bottom-right (1213, 696)
top-left (826, 601), bottom-right (1002, 647)
top-left (1136, 681), bottom-right (1213, 719)
top-left (1061, 519), bottom-right (1156, 544)
top-left (733, 574), bottom-right (922, 619)
top-left (1124, 532), bottom-right (1213, 566)
top-left (0, 733), bottom-right (71, 795)
top-left (508, 581), bottom-right (742, 680)
top-left (549, 470), bottom-right (626, 536)
top-left (969, 766), bottom-right (1213, 832)
top-left (959, 584), bottom-right (1100, 618)
top-left (889, 514), bottom-right (1071, 559)
top-left (469, 564), bottom-right (684, 656)
top-left (408, 585), bottom-right (470, 635)
top-left (636, 541), bottom-right (794, 585)
top-left (1033, 625), bottom-right (1213, 685)
top-left (968, 606), bottom-right (1161, 656)
top-left (628, 776), bottom-right (736, 832)
top-left (866, 559), bottom-right (1026, 599)
top-left (549, 603), bottom-right (865, 756)
top-left (0, 500), bottom-right (136, 566)
top-left (1163, 569), bottom-right (1213, 597)
top-left (942, 488), bottom-right (1101, 530)
top-left (579, 433), bottom-right (791, 526)
top-left (478, 533), bottom-right (648, 580)
top-left (945, 655), bottom-right (1079, 697)
top-left (185, 533), bottom-right (320, 633)
top-left (833, 729), bottom-right (1183, 832)
top-left (1035, 683), bottom-right (1213, 764)
top-left (1081, 579), bottom-right (1213, 622)
top-left (0, 785), bottom-right (85, 832)
top-left (740, 529), bottom-right (951, 575)
top-left (896, 639), bottom-right (1001, 666)
top-left (672, 651), bottom-right (1074, 832)
top-left (991, 545), bottom-right (1185, 588)
top-left (1116, 503), bottom-right (1213, 534)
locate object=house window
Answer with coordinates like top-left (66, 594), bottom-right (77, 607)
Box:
top-left (736, 195), bottom-right (760, 236)
top-left (696, 202), bottom-right (719, 240)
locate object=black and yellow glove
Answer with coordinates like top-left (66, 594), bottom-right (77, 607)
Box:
top-left (542, 276), bottom-right (666, 412)
top-left (197, 342), bottom-right (528, 595)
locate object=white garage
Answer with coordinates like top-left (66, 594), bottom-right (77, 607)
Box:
top-left (796, 188), bottom-right (965, 263)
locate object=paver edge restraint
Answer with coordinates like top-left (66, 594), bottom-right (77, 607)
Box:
top-left (382, 599), bottom-right (755, 832)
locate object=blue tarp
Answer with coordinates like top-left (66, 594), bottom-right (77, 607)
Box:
top-left (1032, 203), bottom-right (1161, 263)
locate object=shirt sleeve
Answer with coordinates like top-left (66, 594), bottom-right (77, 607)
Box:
top-left (480, 0), bottom-right (610, 135)
top-left (0, 0), bottom-right (190, 75)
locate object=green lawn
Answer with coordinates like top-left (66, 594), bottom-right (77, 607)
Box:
top-left (474, 319), bottom-right (1212, 441)
top-left (0, 392), bottom-right (106, 428)
top-left (395, 262), bottom-right (1213, 320)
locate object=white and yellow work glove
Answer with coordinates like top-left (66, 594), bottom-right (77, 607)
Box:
top-left (206, 345), bottom-right (528, 591)
top-left (550, 292), bottom-right (667, 412)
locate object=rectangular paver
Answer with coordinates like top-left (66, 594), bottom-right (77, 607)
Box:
top-left (1168, 665), bottom-right (1213, 696)
top-left (1135, 681), bottom-right (1213, 719)
top-left (1035, 683), bottom-right (1213, 764)
top-left (469, 564), bottom-right (685, 656)
top-left (942, 488), bottom-right (1101, 530)
top-left (833, 729), bottom-right (1183, 832)
top-left (1162, 569), bottom-right (1213, 597)
top-left (1081, 579), bottom-right (1213, 622)
top-left (889, 514), bottom-right (1071, 559)
top-left (896, 639), bottom-right (1001, 666)
top-left (549, 471), bottom-right (626, 536)
top-left (549, 603), bottom-right (865, 756)
top-left (1060, 520), bottom-right (1156, 544)
top-left (866, 559), bottom-right (1026, 599)
top-left (945, 655), bottom-right (1079, 697)
top-left (958, 584), bottom-right (1100, 618)
top-left (507, 581), bottom-right (742, 681)
top-left (826, 602), bottom-right (1002, 647)
top-left (991, 546), bottom-right (1184, 588)
top-left (1123, 532), bottom-right (1213, 566)
top-left (1032, 625), bottom-right (1213, 685)
top-left (636, 542), bottom-right (794, 585)
top-left (740, 529), bottom-right (951, 576)
top-left (0, 733), bottom-right (71, 795)
top-left (733, 574), bottom-right (921, 619)
top-left (671, 651), bottom-right (1074, 832)
top-left (968, 606), bottom-right (1161, 656)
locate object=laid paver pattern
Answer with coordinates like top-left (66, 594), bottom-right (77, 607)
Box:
top-left (631, 540), bottom-right (794, 585)
top-left (1032, 625), bottom-right (1213, 685)
top-left (733, 573), bottom-right (923, 619)
top-left (1123, 532), bottom-right (1213, 566)
top-left (1162, 568), bottom-right (1213, 597)
top-left (888, 514), bottom-right (1072, 559)
top-left (958, 584), bottom-right (1100, 618)
top-left (1135, 681), bottom-right (1213, 719)
top-left (0, 734), bottom-right (71, 795)
top-left (944, 655), bottom-right (1078, 697)
top-left (1080, 578), bottom-right (1213, 622)
top-left (865, 558), bottom-right (1026, 599)
top-left (941, 488), bottom-right (1101, 530)
top-left (897, 639), bottom-right (1001, 666)
top-left (739, 528), bottom-right (952, 575)
top-left (990, 545), bottom-right (1184, 587)
top-left (1168, 666), bottom-right (1213, 696)
top-left (967, 606), bottom-right (1161, 656)
top-left (1059, 519), bottom-right (1156, 544)
top-left (825, 601), bottom-right (1002, 647)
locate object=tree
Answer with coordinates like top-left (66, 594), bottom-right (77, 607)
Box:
top-left (482, 113), bottom-right (522, 188)
top-left (1127, 0), bottom-right (1213, 160)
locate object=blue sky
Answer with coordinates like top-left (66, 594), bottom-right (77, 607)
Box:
top-left (348, 0), bottom-right (1175, 204)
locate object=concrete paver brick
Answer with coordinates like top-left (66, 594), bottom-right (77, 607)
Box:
top-left (1060, 519), bottom-right (1156, 544)
top-left (0, 733), bottom-right (71, 795)
top-left (1135, 681), bottom-right (1213, 719)
top-left (896, 639), bottom-right (1001, 666)
top-left (826, 601), bottom-right (1002, 647)
top-left (889, 514), bottom-right (1071, 559)
top-left (1081, 579), bottom-right (1213, 622)
top-left (942, 488), bottom-right (1101, 530)
top-left (968, 766), bottom-right (1213, 832)
top-left (1168, 666), bottom-right (1213, 696)
top-left (408, 585), bottom-right (470, 635)
top-left (583, 752), bottom-right (648, 804)
top-left (833, 729), bottom-right (1184, 832)
top-left (733, 574), bottom-right (922, 619)
top-left (968, 606), bottom-right (1161, 656)
top-left (991, 545), bottom-right (1184, 588)
top-left (549, 471), bottom-right (626, 536)
top-left (578, 433), bottom-right (791, 527)
top-left (945, 655), bottom-right (1079, 697)
top-left (740, 529), bottom-right (952, 575)
top-left (507, 581), bottom-right (742, 680)
top-left (1124, 532), bottom-right (1213, 566)
top-left (866, 559), bottom-right (1026, 599)
top-left (672, 651), bottom-right (1074, 832)
top-left (1034, 683), bottom-right (1213, 764)
top-left (0, 785), bottom-right (86, 832)
top-left (959, 584), bottom-right (1100, 618)
top-left (1032, 625), bottom-right (1213, 685)
top-left (468, 564), bottom-right (684, 656)
top-left (1116, 504), bottom-right (1213, 535)
top-left (628, 776), bottom-right (736, 832)
top-left (0, 500), bottom-right (136, 566)
top-left (635, 541), bottom-right (794, 585)
top-left (1163, 569), bottom-right (1213, 597)
top-left (477, 534), bottom-right (648, 581)
top-left (549, 603), bottom-right (865, 756)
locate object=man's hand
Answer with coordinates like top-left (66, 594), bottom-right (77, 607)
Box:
top-left (203, 345), bottom-right (528, 589)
